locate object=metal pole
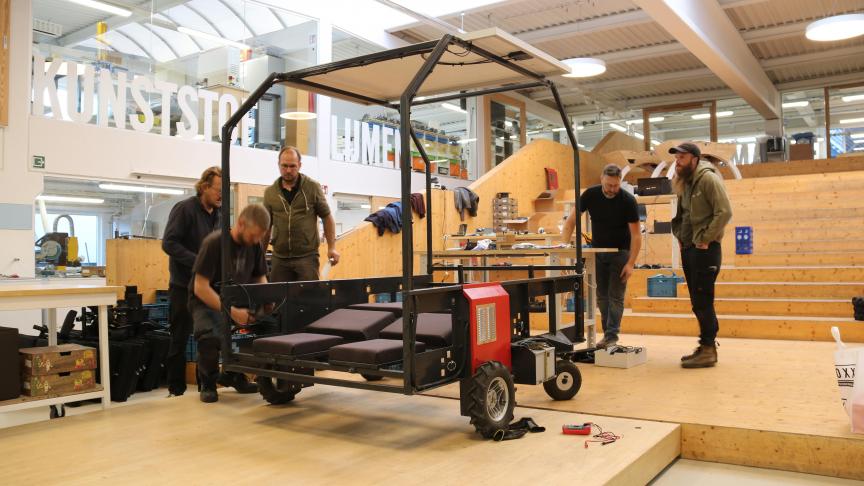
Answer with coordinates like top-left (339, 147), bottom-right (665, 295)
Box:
top-left (410, 128), bottom-right (434, 275)
top-left (399, 35), bottom-right (453, 394)
top-left (548, 81), bottom-right (585, 340)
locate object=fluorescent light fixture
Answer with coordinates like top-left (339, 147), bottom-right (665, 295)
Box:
top-left (504, 121), bottom-right (513, 128)
top-left (36, 195), bottom-right (104, 204)
top-left (526, 130), bottom-right (540, 135)
top-left (609, 123), bottom-right (627, 132)
top-left (509, 135), bottom-right (518, 140)
top-left (280, 111), bottom-right (317, 120)
top-left (691, 111), bottom-right (733, 120)
top-left (842, 94), bottom-right (864, 103)
top-left (854, 147), bottom-right (864, 151)
top-left (457, 138), bottom-right (476, 144)
top-left (424, 144), bottom-right (430, 147)
top-left (633, 132), bottom-right (645, 140)
top-left (66, 0), bottom-right (131, 17)
top-left (578, 143), bottom-right (586, 148)
top-left (737, 137), bottom-right (757, 143)
top-left (782, 101), bottom-right (810, 108)
top-left (650, 139), bottom-right (661, 146)
top-left (625, 117), bottom-right (665, 125)
top-left (98, 183), bottom-right (184, 195)
top-left (817, 137), bottom-right (825, 142)
top-left (178, 26), bottom-right (250, 50)
top-left (576, 125), bottom-right (584, 130)
top-left (561, 57), bottom-right (606, 78)
top-left (552, 127), bottom-right (566, 132)
top-left (850, 133), bottom-right (864, 139)
top-left (441, 102), bottom-right (466, 114)
top-left (839, 117), bottom-right (864, 124)
top-left (806, 14), bottom-right (864, 42)
top-left (360, 204), bottom-right (371, 209)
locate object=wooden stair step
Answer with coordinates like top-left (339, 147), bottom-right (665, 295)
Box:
top-left (735, 252), bottom-right (864, 267)
top-left (621, 312), bottom-right (864, 342)
top-left (680, 281), bottom-right (864, 299)
top-left (630, 266), bottom-right (864, 284)
top-left (632, 296), bottom-right (854, 318)
top-left (753, 240), bottom-right (864, 253)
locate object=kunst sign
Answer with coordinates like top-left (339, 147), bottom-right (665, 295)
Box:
top-left (31, 55), bottom-right (250, 144)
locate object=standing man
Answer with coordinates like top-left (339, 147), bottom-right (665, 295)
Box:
top-left (263, 146), bottom-right (340, 282)
top-left (562, 164), bottom-right (641, 349)
top-left (190, 204), bottom-right (270, 403)
top-left (669, 142), bottom-right (732, 369)
top-left (162, 166), bottom-right (223, 397)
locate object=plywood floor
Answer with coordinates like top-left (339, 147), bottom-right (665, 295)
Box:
top-left (0, 385), bottom-right (679, 486)
top-left (422, 334), bottom-right (864, 479)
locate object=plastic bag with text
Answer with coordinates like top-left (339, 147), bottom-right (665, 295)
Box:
top-left (832, 327), bottom-right (864, 433)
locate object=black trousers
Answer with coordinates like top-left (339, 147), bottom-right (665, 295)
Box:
top-left (167, 285), bottom-right (192, 395)
top-left (681, 242), bottom-right (722, 345)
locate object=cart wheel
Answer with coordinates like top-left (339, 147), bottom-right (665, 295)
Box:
top-left (360, 373), bottom-right (383, 382)
top-left (543, 360), bottom-right (582, 401)
top-left (49, 404), bottom-right (66, 419)
top-left (257, 366), bottom-right (305, 405)
top-left (467, 361), bottom-right (515, 439)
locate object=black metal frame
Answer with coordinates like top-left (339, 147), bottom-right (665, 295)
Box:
top-left (217, 35), bottom-right (584, 395)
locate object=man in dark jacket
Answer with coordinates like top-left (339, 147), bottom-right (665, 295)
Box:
top-left (670, 142), bottom-right (732, 369)
top-left (263, 146), bottom-right (339, 282)
top-left (162, 166), bottom-right (256, 396)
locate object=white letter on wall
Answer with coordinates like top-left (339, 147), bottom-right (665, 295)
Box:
top-left (153, 79), bottom-right (178, 136)
top-left (198, 88), bottom-right (219, 142)
top-left (176, 85), bottom-right (199, 139)
top-left (32, 55), bottom-right (62, 117)
top-left (130, 75), bottom-right (154, 133)
top-left (65, 63), bottom-right (95, 123)
top-left (218, 94), bottom-right (239, 142)
top-left (98, 70), bottom-right (127, 129)
top-left (349, 120), bottom-right (361, 163)
top-left (330, 115), bottom-right (345, 162)
top-left (382, 126), bottom-right (394, 168)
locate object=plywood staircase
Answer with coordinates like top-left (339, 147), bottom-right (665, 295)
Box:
top-left (623, 170), bottom-right (864, 343)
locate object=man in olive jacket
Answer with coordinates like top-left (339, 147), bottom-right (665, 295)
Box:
top-left (263, 146), bottom-right (339, 282)
top-left (669, 142), bottom-right (732, 369)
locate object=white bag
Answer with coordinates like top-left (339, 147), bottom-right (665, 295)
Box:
top-left (832, 327), bottom-right (863, 418)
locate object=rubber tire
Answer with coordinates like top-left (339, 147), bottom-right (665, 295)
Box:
top-left (467, 361), bottom-right (516, 439)
top-left (360, 373), bottom-right (383, 382)
top-left (543, 360), bottom-right (582, 401)
top-left (257, 366), bottom-right (304, 405)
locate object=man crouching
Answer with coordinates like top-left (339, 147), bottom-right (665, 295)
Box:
top-left (190, 204), bottom-right (270, 403)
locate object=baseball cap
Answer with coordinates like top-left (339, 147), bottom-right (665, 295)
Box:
top-left (668, 142), bottom-right (701, 158)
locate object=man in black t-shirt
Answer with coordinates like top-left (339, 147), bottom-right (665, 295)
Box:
top-left (562, 164), bottom-right (641, 348)
top-left (190, 204), bottom-right (270, 403)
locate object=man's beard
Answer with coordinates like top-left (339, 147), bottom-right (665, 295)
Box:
top-left (673, 163), bottom-right (694, 194)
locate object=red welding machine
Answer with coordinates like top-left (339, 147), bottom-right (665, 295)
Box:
top-left (462, 283), bottom-right (511, 373)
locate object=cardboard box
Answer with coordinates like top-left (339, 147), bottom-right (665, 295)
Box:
top-left (21, 369), bottom-right (96, 397)
top-left (20, 344), bottom-right (97, 376)
top-left (594, 346), bottom-right (647, 368)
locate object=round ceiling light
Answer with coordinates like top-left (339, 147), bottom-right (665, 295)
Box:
top-left (805, 14), bottom-right (864, 41)
top-left (280, 111), bottom-right (317, 120)
top-left (561, 57), bottom-right (607, 78)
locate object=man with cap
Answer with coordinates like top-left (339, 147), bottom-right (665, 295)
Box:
top-left (561, 163), bottom-right (641, 349)
top-left (669, 142), bottom-right (732, 368)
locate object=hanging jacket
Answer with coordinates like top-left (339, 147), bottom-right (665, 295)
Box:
top-left (410, 193), bottom-right (426, 218)
top-left (454, 187), bottom-right (479, 221)
top-left (365, 202), bottom-right (402, 236)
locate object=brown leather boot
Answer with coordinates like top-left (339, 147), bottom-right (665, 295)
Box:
top-left (681, 344), bottom-right (717, 368)
top-left (680, 346), bottom-right (702, 362)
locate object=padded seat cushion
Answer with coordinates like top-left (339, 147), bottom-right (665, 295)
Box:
top-left (253, 333), bottom-right (344, 356)
top-left (329, 339), bottom-right (426, 366)
top-left (347, 302), bottom-right (404, 316)
top-left (305, 308), bottom-right (397, 340)
top-left (378, 313), bottom-right (452, 347)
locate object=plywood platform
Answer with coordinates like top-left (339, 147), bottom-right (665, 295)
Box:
top-left (0, 385), bottom-right (679, 486)
top-left (424, 335), bottom-right (864, 480)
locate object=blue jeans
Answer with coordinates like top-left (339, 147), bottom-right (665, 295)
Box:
top-left (595, 250), bottom-right (630, 339)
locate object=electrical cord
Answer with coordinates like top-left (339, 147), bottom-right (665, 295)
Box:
top-left (583, 423), bottom-right (622, 448)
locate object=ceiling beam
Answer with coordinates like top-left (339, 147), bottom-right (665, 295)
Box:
top-left (514, 0), bottom-right (768, 45)
top-left (631, 0), bottom-right (780, 119)
top-left (57, 0), bottom-right (189, 47)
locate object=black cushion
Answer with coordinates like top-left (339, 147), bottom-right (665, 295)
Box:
top-left (253, 333), bottom-right (344, 356)
top-left (379, 313), bottom-right (452, 348)
top-left (348, 302), bottom-right (404, 317)
top-left (329, 339), bottom-right (426, 366)
top-left (306, 308), bottom-right (397, 340)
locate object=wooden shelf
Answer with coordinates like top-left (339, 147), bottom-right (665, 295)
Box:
top-left (0, 385), bottom-right (104, 412)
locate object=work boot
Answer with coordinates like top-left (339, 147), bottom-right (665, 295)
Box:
top-left (595, 336), bottom-right (619, 350)
top-left (200, 388), bottom-right (218, 403)
top-left (681, 344), bottom-right (717, 368)
top-left (680, 346), bottom-right (702, 362)
top-left (218, 372), bottom-right (259, 394)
